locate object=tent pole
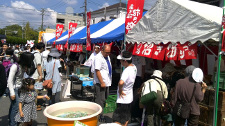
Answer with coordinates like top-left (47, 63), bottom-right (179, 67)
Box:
top-left (213, 1), bottom-right (225, 125)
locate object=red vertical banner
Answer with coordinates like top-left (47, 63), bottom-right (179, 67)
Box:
top-left (54, 24), bottom-right (64, 45)
top-left (86, 12), bottom-right (91, 51)
top-left (65, 22), bottom-right (77, 49)
top-left (222, 31), bottom-right (225, 52)
top-left (125, 0), bottom-right (145, 34)
top-left (55, 24), bottom-right (64, 40)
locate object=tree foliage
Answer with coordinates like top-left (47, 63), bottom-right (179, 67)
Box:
top-left (0, 22), bottom-right (39, 44)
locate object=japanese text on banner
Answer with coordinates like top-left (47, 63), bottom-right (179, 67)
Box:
top-left (55, 24), bottom-right (64, 40)
top-left (125, 0), bottom-right (145, 34)
top-left (86, 12), bottom-right (91, 51)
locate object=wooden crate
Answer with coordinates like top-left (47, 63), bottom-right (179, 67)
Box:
top-left (199, 121), bottom-right (212, 126)
top-left (208, 107), bottom-right (225, 126)
top-left (201, 89), bottom-right (210, 105)
top-left (199, 105), bottom-right (209, 123)
top-left (208, 89), bottom-right (225, 111)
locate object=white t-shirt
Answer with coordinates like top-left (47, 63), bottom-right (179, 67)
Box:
top-left (117, 65), bottom-right (137, 104)
top-left (141, 78), bottom-right (168, 99)
top-left (84, 52), bottom-right (97, 73)
top-left (94, 52), bottom-right (112, 87)
top-left (132, 55), bottom-right (146, 77)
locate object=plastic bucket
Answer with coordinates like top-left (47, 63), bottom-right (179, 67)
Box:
top-left (43, 101), bottom-right (102, 126)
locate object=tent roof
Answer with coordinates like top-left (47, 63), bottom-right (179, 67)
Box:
top-left (48, 11), bottom-right (147, 45)
top-left (126, 0), bottom-right (223, 44)
top-left (42, 33), bottom-right (55, 44)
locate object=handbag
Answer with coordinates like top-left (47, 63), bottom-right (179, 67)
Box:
top-left (154, 78), bottom-right (171, 116)
top-left (140, 82), bottom-right (157, 105)
top-left (173, 83), bottom-right (196, 119)
top-left (43, 60), bottom-right (56, 89)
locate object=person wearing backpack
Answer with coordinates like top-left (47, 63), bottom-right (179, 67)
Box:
top-left (4, 48), bottom-right (23, 126)
top-left (23, 42), bottom-right (45, 111)
top-left (140, 70), bottom-right (168, 126)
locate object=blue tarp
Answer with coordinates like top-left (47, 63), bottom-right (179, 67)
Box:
top-left (47, 30), bottom-right (68, 44)
top-left (47, 11), bottom-right (147, 45)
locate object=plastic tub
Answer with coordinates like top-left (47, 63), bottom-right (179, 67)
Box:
top-left (43, 101), bottom-right (102, 126)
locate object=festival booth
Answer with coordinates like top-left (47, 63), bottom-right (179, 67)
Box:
top-left (125, 0), bottom-right (223, 125)
top-left (42, 33), bottom-right (55, 44)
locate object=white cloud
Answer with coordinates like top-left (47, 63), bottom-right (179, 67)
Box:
top-left (98, 2), bottom-right (110, 9)
top-left (63, 0), bottom-right (78, 5)
top-left (0, 1), bottom-right (56, 29)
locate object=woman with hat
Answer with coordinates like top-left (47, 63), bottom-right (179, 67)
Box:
top-left (44, 48), bottom-right (62, 104)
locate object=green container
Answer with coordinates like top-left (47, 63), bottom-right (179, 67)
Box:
top-left (213, 72), bottom-right (225, 89)
top-left (103, 95), bottom-right (117, 114)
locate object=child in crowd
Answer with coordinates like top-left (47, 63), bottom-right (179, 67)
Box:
top-left (15, 78), bottom-right (50, 126)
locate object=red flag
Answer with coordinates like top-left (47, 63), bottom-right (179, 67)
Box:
top-left (152, 43), bottom-right (166, 61)
top-left (54, 24), bottom-right (64, 45)
top-left (68, 22), bottom-right (77, 38)
top-left (185, 42), bottom-right (197, 59)
top-left (86, 12), bottom-right (91, 51)
top-left (222, 31), bottom-right (225, 52)
top-left (132, 43), bottom-right (144, 56)
top-left (165, 43), bottom-right (178, 61)
top-left (132, 43), bottom-right (154, 58)
top-left (125, 0), bottom-right (145, 34)
top-left (65, 22), bottom-right (77, 49)
top-left (178, 42), bottom-right (197, 60)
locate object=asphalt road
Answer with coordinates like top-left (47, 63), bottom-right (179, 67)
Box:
top-left (0, 76), bottom-right (114, 126)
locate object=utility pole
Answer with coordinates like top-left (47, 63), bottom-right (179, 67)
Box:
top-left (84, 0), bottom-right (87, 26)
top-left (41, 8), bottom-right (45, 31)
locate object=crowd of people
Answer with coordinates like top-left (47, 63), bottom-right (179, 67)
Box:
top-left (0, 42), bottom-right (63, 126)
top-left (0, 42), bottom-right (209, 126)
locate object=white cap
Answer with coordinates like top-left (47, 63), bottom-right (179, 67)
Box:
top-left (152, 70), bottom-right (162, 79)
top-left (117, 54), bottom-right (132, 60)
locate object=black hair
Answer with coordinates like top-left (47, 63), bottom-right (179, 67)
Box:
top-left (112, 107), bottom-right (131, 125)
top-left (2, 43), bottom-right (9, 47)
top-left (122, 51), bottom-right (132, 63)
top-left (5, 48), bottom-right (14, 56)
top-left (36, 42), bottom-right (45, 50)
top-left (20, 78), bottom-right (35, 93)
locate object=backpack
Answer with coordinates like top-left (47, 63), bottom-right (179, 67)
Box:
top-left (19, 52), bottom-right (37, 76)
top-left (2, 57), bottom-right (19, 80)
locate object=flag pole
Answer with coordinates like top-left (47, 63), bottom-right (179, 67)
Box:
top-left (213, 1), bottom-right (225, 126)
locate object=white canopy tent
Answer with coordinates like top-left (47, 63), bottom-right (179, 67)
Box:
top-left (42, 33), bottom-right (55, 44)
top-left (126, 0), bottom-right (223, 44)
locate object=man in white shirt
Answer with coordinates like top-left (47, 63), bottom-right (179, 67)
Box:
top-left (94, 44), bottom-right (112, 122)
top-left (132, 55), bottom-right (146, 89)
top-left (83, 45), bottom-right (100, 73)
top-left (116, 51), bottom-right (137, 113)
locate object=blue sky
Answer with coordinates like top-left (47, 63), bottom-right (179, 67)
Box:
top-left (0, 0), bottom-right (156, 29)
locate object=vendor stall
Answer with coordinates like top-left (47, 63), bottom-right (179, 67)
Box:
top-left (125, 0), bottom-right (223, 125)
